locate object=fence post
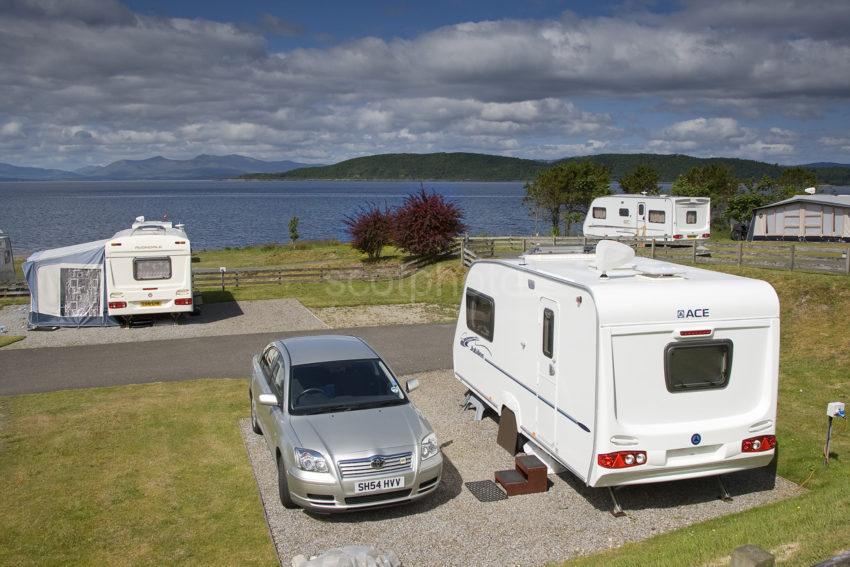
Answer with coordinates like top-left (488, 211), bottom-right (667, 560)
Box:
top-left (459, 237), bottom-right (466, 266)
top-left (738, 241), bottom-right (743, 267)
top-left (220, 269), bottom-right (226, 292)
top-left (692, 240), bottom-right (697, 264)
top-left (789, 245), bottom-right (796, 271)
top-left (235, 272), bottom-right (239, 288)
top-left (522, 238), bottom-right (527, 253)
top-left (846, 245), bottom-right (850, 274)
top-left (651, 239), bottom-right (656, 259)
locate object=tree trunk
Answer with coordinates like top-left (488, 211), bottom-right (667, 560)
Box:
top-left (550, 207), bottom-right (561, 237)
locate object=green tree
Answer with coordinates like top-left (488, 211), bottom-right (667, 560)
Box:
top-left (288, 216), bottom-right (299, 244)
top-left (618, 165), bottom-right (660, 195)
top-left (524, 161), bottom-right (611, 235)
top-left (774, 167), bottom-right (818, 200)
top-left (671, 164), bottom-right (739, 222)
top-left (725, 190), bottom-right (767, 224)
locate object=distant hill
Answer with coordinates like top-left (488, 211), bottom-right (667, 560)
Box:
top-left (244, 152), bottom-right (544, 181)
top-left (0, 162), bottom-right (82, 181)
top-left (77, 154), bottom-right (314, 180)
top-left (0, 154), bottom-right (314, 181)
top-left (804, 162), bottom-right (850, 168)
top-left (244, 151), bottom-right (850, 185)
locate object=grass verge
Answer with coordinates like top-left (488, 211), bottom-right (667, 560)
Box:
top-left (0, 379), bottom-right (276, 566)
top-left (193, 241), bottom-right (404, 270)
top-left (0, 335), bottom-right (24, 348)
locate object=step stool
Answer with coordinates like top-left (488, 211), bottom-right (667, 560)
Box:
top-left (494, 454), bottom-right (549, 496)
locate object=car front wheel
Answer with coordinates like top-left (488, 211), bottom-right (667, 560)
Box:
top-left (277, 454), bottom-right (299, 509)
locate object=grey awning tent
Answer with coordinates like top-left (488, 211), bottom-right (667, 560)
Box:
top-left (23, 240), bottom-right (118, 328)
top-left (0, 230), bottom-right (14, 282)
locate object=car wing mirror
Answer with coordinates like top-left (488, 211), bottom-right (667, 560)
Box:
top-left (258, 393), bottom-right (279, 406)
top-left (406, 378), bottom-right (420, 393)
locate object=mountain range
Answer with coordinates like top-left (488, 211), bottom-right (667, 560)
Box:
top-left (0, 154), bottom-right (313, 181)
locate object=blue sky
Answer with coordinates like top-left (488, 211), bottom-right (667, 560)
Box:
top-left (2, 0), bottom-right (850, 168)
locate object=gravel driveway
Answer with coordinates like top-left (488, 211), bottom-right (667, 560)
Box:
top-left (313, 303), bottom-right (458, 328)
top-left (0, 299), bottom-right (327, 349)
top-left (241, 370), bottom-right (801, 567)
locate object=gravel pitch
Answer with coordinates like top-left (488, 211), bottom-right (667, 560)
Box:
top-left (240, 369), bottom-right (801, 567)
top-left (313, 303), bottom-right (458, 329)
top-left (0, 299), bottom-right (327, 349)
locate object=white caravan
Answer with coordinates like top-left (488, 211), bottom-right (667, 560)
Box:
top-left (104, 217), bottom-right (193, 318)
top-left (453, 241), bottom-right (779, 508)
top-left (0, 230), bottom-right (14, 281)
top-left (583, 195), bottom-right (711, 242)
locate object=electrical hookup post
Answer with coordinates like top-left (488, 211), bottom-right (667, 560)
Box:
top-left (824, 402), bottom-right (846, 466)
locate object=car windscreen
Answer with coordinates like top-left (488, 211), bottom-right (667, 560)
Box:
top-left (288, 358), bottom-right (407, 414)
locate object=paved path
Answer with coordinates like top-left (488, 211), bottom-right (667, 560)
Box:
top-left (0, 324), bottom-right (454, 396)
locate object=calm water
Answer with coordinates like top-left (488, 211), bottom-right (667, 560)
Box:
top-left (0, 180), bottom-right (542, 253)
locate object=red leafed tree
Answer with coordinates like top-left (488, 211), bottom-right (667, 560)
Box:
top-left (344, 204), bottom-right (394, 260)
top-left (393, 188), bottom-right (466, 257)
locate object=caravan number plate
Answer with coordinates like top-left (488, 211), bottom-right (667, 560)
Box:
top-left (140, 300), bottom-right (162, 307)
top-left (354, 476), bottom-right (404, 494)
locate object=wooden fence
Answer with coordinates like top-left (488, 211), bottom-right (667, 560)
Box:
top-left (458, 235), bottom-right (850, 275)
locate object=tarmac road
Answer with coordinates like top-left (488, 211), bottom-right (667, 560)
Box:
top-left (0, 324), bottom-right (455, 396)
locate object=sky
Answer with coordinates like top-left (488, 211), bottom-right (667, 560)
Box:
top-left (2, 0), bottom-right (850, 169)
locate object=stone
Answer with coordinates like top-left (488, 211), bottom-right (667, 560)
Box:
top-left (731, 544), bottom-right (775, 567)
top-left (290, 545), bottom-right (402, 567)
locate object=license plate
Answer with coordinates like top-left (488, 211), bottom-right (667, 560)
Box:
top-left (687, 234), bottom-right (697, 238)
top-left (354, 476), bottom-right (405, 494)
top-left (140, 300), bottom-right (162, 307)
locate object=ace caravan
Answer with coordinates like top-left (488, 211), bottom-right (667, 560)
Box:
top-left (582, 195), bottom-right (710, 242)
top-left (105, 217), bottom-right (193, 318)
top-left (453, 241), bottom-right (779, 500)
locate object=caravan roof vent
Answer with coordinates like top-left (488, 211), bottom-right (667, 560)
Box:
top-left (637, 265), bottom-right (684, 278)
top-left (591, 240), bottom-right (635, 276)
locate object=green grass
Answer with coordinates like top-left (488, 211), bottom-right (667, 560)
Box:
top-left (193, 240), bottom-right (404, 270)
top-left (200, 258), bottom-right (467, 307)
top-left (564, 265), bottom-right (850, 567)
top-left (0, 335), bottom-right (24, 348)
top-left (0, 379), bottom-right (276, 566)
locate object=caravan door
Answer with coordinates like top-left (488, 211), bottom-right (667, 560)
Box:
top-left (636, 201), bottom-right (647, 239)
top-left (536, 297), bottom-right (559, 448)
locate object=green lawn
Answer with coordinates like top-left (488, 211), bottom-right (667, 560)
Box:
top-left (0, 335), bottom-right (24, 348)
top-left (200, 259), bottom-right (467, 308)
top-left (193, 240), bottom-right (404, 270)
top-left (0, 380), bottom-right (276, 566)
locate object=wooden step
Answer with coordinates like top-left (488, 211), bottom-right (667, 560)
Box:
top-left (494, 469), bottom-right (532, 496)
top-left (515, 454), bottom-right (548, 484)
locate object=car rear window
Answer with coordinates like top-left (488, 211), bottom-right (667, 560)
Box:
top-left (289, 358), bottom-right (407, 414)
top-left (664, 340), bottom-right (732, 392)
top-left (134, 257), bottom-right (172, 280)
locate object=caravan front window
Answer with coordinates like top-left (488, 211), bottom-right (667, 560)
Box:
top-left (664, 340), bottom-right (732, 392)
top-left (592, 207), bottom-right (606, 219)
top-left (133, 257), bottom-right (172, 281)
top-left (466, 288), bottom-right (494, 342)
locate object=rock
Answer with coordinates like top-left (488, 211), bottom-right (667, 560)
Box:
top-left (731, 545), bottom-right (775, 567)
top-left (290, 545), bottom-right (402, 567)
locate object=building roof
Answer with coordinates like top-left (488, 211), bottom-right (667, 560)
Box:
top-left (754, 194), bottom-right (850, 210)
top-left (278, 335), bottom-right (379, 366)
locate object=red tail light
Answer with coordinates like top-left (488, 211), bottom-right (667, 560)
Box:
top-left (702, 233), bottom-right (711, 238)
top-left (672, 234), bottom-right (683, 239)
top-left (175, 298), bottom-right (192, 306)
top-left (597, 450), bottom-right (647, 469)
top-left (681, 329), bottom-right (712, 337)
top-left (108, 301), bottom-right (127, 309)
top-left (742, 435), bottom-right (776, 452)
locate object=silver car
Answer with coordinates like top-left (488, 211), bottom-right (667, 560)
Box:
top-left (249, 335), bottom-right (443, 512)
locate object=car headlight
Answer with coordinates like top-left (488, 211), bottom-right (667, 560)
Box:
top-left (294, 447), bottom-right (330, 473)
top-left (421, 432), bottom-right (439, 460)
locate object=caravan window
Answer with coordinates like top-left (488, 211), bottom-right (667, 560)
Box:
top-left (542, 308), bottom-right (554, 358)
top-left (664, 340), bottom-right (732, 392)
top-left (686, 210), bottom-right (697, 224)
top-left (619, 208), bottom-right (630, 217)
top-left (648, 210), bottom-right (666, 223)
top-left (592, 207), bottom-right (607, 219)
top-left (466, 288), bottom-right (495, 342)
top-left (133, 257), bottom-right (172, 281)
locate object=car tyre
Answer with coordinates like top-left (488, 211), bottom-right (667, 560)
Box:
top-left (250, 393), bottom-right (262, 435)
top-left (277, 455), bottom-right (299, 509)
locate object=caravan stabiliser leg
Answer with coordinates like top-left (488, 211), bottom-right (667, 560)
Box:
top-left (717, 476), bottom-right (733, 502)
top-left (608, 487), bottom-right (626, 518)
